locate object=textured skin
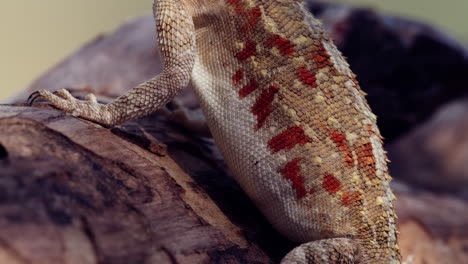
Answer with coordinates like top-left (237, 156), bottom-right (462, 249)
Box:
top-left (29, 0), bottom-right (401, 263)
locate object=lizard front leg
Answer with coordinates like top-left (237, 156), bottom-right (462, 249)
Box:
top-left (29, 0), bottom-right (196, 127)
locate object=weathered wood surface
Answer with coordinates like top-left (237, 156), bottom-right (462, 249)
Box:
top-left (2, 3), bottom-right (468, 264)
top-left (0, 105), bottom-right (284, 263)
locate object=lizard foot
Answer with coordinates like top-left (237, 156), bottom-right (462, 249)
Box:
top-left (28, 89), bottom-right (113, 126)
top-left (281, 238), bottom-right (360, 264)
top-left (28, 89), bottom-right (96, 106)
top-left (281, 237), bottom-right (400, 264)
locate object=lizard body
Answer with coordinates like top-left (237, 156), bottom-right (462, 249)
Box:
top-left (29, 0), bottom-right (400, 263)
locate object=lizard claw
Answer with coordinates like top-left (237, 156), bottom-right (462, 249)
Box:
top-left (27, 91), bottom-right (43, 105)
top-left (26, 88), bottom-right (113, 126)
top-left (27, 90), bottom-right (60, 106)
top-left (27, 89), bottom-right (73, 110)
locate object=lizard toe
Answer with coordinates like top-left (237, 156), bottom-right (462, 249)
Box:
top-left (53, 88), bottom-right (75, 100)
top-left (84, 93), bottom-right (98, 103)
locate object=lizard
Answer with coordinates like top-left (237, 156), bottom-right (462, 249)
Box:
top-left (28, 0), bottom-right (401, 263)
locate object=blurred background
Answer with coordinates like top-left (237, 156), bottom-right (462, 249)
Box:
top-left (0, 0), bottom-right (466, 101)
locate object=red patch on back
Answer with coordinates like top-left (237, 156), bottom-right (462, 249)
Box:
top-left (268, 126), bottom-right (313, 153)
top-left (251, 85), bottom-right (279, 128)
top-left (316, 46), bottom-right (332, 68)
top-left (278, 158), bottom-right (313, 199)
top-left (341, 191), bottom-right (362, 207)
top-left (227, 0), bottom-right (262, 33)
top-left (227, 0), bottom-right (243, 11)
top-left (235, 40), bottom-right (257, 61)
top-left (330, 130), bottom-right (354, 167)
top-left (297, 66), bottom-right (317, 88)
top-left (322, 173), bottom-right (341, 194)
top-left (307, 44), bottom-right (333, 68)
top-left (356, 143), bottom-right (377, 179)
top-left (265, 34), bottom-right (295, 56)
top-left (239, 78), bottom-right (259, 98)
top-left (243, 7), bottom-right (262, 31)
top-left (232, 70), bottom-right (243, 86)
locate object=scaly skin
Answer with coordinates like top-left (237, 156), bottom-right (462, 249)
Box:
top-left (29, 0), bottom-right (401, 263)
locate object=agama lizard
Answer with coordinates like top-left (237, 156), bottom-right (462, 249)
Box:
top-left (29, 0), bottom-right (401, 263)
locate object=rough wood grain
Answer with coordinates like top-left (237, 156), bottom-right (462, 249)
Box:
top-left (0, 105), bottom-right (284, 263)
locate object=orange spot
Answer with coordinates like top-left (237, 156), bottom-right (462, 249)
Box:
top-left (315, 50), bottom-right (331, 67)
top-left (278, 158), bottom-right (312, 199)
top-left (265, 34), bottom-right (295, 56)
top-left (325, 90), bottom-right (334, 99)
top-left (268, 126), bottom-right (313, 153)
top-left (239, 78), bottom-right (259, 98)
top-left (323, 173), bottom-right (341, 194)
top-left (330, 130), bottom-right (354, 167)
top-left (251, 86), bottom-right (279, 129)
top-left (341, 191), bottom-right (362, 207)
top-left (356, 143), bottom-right (377, 179)
top-left (308, 44), bottom-right (333, 68)
top-left (345, 155), bottom-right (354, 167)
top-left (297, 65), bottom-right (317, 88)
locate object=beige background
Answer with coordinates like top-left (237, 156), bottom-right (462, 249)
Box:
top-left (0, 0), bottom-right (466, 101)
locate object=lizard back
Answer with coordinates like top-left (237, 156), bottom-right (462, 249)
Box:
top-left (189, 0), bottom-right (399, 262)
